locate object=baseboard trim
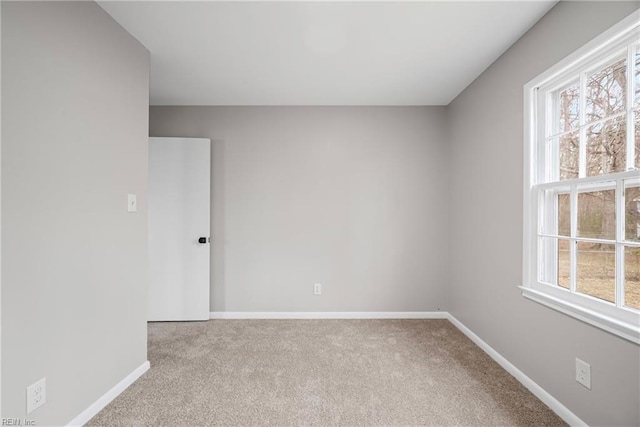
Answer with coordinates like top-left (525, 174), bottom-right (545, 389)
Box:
top-left (67, 360), bottom-right (150, 427)
top-left (209, 311), bottom-right (448, 319)
top-left (445, 314), bottom-right (586, 427)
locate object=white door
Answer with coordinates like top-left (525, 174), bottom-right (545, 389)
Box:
top-left (148, 137), bottom-right (210, 321)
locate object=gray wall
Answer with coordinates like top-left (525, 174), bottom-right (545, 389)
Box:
top-left (150, 107), bottom-right (449, 313)
top-left (448, 2), bottom-right (640, 426)
top-left (3, 1), bottom-right (636, 425)
top-left (2, 2), bottom-right (149, 424)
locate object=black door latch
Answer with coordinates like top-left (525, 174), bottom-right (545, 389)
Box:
top-left (198, 237), bottom-right (208, 244)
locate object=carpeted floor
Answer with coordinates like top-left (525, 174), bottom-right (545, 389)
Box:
top-left (88, 319), bottom-right (565, 426)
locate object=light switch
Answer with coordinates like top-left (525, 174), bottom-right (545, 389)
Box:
top-left (127, 194), bottom-right (137, 212)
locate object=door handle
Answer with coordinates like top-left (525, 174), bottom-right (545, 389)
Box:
top-left (198, 237), bottom-right (209, 244)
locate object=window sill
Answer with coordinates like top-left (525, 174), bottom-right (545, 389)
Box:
top-left (520, 286), bottom-right (640, 345)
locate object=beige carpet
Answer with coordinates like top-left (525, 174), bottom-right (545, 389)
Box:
top-left (88, 319), bottom-right (565, 426)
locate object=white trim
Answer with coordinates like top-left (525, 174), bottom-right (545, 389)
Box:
top-left (67, 361), bottom-right (150, 427)
top-left (534, 169), bottom-right (639, 190)
top-left (523, 82), bottom-right (536, 301)
top-left (521, 287), bottom-right (640, 344)
top-left (209, 311), bottom-right (448, 320)
top-left (446, 314), bottom-right (588, 427)
top-left (524, 10), bottom-right (640, 91)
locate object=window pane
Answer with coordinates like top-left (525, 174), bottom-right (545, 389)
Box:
top-left (559, 131), bottom-right (579, 180)
top-left (558, 193), bottom-right (571, 236)
top-left (578, 188), bottom-right (616, 240)
top-left (540, 237), bottom-right (570, 288)
top-left (558, 238), bottom-right (570, 289)
top-left (625, 246), bottom-right (640, 310)
top-left (627, 184), bottom-right (640, 242)
top-left (576, 242), bottom-right (615, 303)
top-left (540, 237), bottom-right (557, 285)
top-left (586, 115), bottom-right (626, 176)
top-left (558, 83), bottom-right (579, 133)
top-left (586, 57), bottom-right (626, 122)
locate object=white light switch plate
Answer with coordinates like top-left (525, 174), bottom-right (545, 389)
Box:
top-left (127, 194), bottom-right (137, 212)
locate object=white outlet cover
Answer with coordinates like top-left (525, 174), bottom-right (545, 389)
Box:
top-left (314, 283), bottom-right (322, 295)
top-left (26, 377), bottom-right (47, 414)
top-left (575, 358), bottom-right (591, 390)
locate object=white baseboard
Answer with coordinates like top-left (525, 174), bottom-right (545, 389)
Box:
top-left (209, 311), bottom-right (448, 319)
top-left (64, 314), bottom-right (582, 426)
top-left (67, 361), bottom-right (150, 427)
top-left (445, 314), bottom-right (586, 427)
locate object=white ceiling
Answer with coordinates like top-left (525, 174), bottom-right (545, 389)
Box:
top-left (98, 1), bottom-right (556, 106)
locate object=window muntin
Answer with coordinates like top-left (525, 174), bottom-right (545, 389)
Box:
top-left (524, 14), bottom-right (640, 344)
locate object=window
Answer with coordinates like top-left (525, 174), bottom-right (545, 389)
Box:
top-left (523, 11), bottom-right (640, 344)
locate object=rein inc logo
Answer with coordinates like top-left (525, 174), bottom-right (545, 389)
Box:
top-left (1, 419), bottom-right (35, 426)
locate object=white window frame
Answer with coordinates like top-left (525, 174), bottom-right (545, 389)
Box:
top-left (522, 10), bottom-right (640, 345)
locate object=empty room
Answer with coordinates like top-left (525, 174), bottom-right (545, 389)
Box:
top-left (2, 0), bottom-right (640, 426)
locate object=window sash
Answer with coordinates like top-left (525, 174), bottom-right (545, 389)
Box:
top-left (539, 45), bottom-right (637, 183)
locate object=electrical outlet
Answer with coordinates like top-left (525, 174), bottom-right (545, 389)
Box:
top-left (26, 377), bottom-right (46, 413)
top-left (314, 283), bottom-right (322, 295)
top-left (575, 358), bottom-right (591, 390)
